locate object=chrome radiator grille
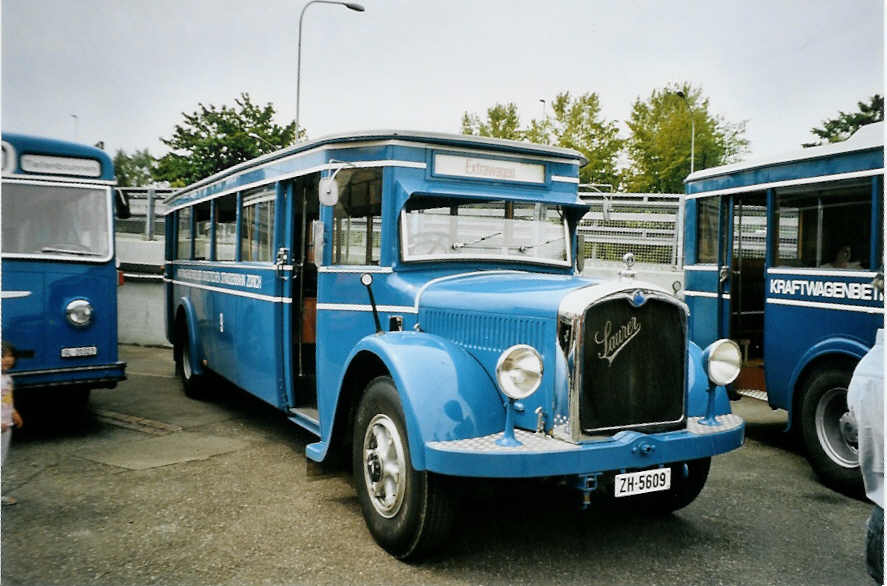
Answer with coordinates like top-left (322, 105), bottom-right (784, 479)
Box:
top-left (578, 294), bottom-right (686, 434)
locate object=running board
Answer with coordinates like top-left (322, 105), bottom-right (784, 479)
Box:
top-left (737, 388), bottom-right (768, 402)
top-left (288, 407), bottom-right (320, 437)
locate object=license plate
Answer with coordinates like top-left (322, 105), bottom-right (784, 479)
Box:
top-left (614, 468), bottom-right (671, 497)
top-left (60, 346), bottom-right (98, 358)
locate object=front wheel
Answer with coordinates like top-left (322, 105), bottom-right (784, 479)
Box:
top-left (799, 367), bottom-right (862, 494)
top-left (352, 376), bottom-right (456, 560)
top-left (630, 458), bottom-right (711, 515)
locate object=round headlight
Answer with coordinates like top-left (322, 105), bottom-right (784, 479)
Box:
top-left (66, 299), bottom-right (93, 327)
top-left (703, 339), bottom-right (741, 386)
top-left (496, 344), bottom-right (543, 400)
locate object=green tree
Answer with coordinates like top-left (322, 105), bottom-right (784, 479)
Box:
top-left (113, 148), bottom-right (157, 187)
top-left (803, 94), bottom-right (884, 147)
top-left (545, 92), bottom-right (623, 187)
top-left (460, 102), bottom-right (522, 140)
top-left (624, 83), bottom-right (748, 193)
top-left (461, 92), bottom-right (623, 187)
top-left (155, 93), bottom-right (297, 186)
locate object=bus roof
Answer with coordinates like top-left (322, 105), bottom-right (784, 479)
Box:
top-left (165, 129), bottom-right (588, 205)
top-left (684, 122), bottom-right (884, 195)
top-left (684, 122), bottom-right (885, 184)
top-left (1, 132), bottom-right (115, 182)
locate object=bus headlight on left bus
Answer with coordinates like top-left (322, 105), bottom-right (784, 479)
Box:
top-left (66, 299), bottom-right (94, 327)
top-left (496, 344), bottom-right (544, 400)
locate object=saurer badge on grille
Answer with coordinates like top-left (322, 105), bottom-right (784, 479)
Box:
top-left (593, 316), bottom-right (641, 365)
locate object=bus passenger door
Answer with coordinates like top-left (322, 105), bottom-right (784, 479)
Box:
top-left (728, 194), bottom-right (768, 395)
top-left (685, 195), bottom-right (730, 348)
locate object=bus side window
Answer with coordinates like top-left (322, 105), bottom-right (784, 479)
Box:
top-left (241, 186), bottom-right (275, 262)
top-left (215, 194), bottom-right (237, 261)
top-left (695, 197), bottom-right (720, 264)
top-left (176, 207), bottom-right (192, 260)
top-left (332, 168), bottom-right (383, 265)
top-left (775, 180), bottom-right (872, 269)
top-left (194, 202), bottom-right (211, 260)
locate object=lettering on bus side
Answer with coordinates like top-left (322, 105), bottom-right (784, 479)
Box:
top-left (179, 268), bottom-right (263, 290)
top-left (769, 278), bottom-right (884, 302)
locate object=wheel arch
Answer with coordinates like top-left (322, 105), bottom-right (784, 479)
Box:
top-left (173, 297), bottom-right (204, 377)
top-left (326, 332), bottom-right (503, 470)
top-left (787, 337), bottom-right (866, 431)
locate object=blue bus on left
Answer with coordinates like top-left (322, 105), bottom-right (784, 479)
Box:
top-left (1, 133), bottom-right (126, 403)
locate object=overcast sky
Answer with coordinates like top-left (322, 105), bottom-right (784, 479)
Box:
top-left (2, 0), bottom-right (883, 163)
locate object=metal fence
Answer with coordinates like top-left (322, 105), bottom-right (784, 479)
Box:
top-left (577, 187), bottom-right (684, 269)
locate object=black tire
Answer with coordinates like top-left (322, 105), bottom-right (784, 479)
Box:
top-left (799, 367), bottom-right (863, 494)
top-left (352, 376), bottom-right (456, 560)
top-left (623, 458), bottom-right (711, 515)
top-left (175, 324), bottom-right (207, 399)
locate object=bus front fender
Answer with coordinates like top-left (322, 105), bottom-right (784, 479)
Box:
top-left (340, 332), bottom-right (504, 471)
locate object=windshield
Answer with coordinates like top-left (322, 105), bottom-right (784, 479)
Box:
top-left (401, 197), bottom-right (570, 266)
top-left (1, 181), bottom-right (111, 259)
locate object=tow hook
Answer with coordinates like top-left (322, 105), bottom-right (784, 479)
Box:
top-left (633, 442), bottom-right (656, 455)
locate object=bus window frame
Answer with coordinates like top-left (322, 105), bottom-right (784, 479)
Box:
top-left (0, 178), bottom-right (115, 264)
top-left (240, 184), bottom-right (277, 264)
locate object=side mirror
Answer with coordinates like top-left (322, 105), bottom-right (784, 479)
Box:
top-left (311, 220), bottom-right (325, 266)
top-left (115, 189), bottom-right (131, 219)
top-left (318, 177), bottom-right (339, 207)
top-left (576, 234), bottom-right (586, 274)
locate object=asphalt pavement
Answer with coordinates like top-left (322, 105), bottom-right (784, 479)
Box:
top-left (0, 345), bottom-right (876, 585)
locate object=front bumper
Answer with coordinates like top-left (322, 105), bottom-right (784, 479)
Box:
top-left (424, 414), bottom-right (744, 478)
top-left (11, 361), bottom-right (127, 390)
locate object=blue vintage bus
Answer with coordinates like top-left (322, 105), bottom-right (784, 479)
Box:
top-left (1, 133), bottom-right (127, 404)
top-left (164, 130), bottom-right (745, 558)
top-left (683, 122), bottom-right (884, 493)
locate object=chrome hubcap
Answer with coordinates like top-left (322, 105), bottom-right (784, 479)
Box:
top-left (363, 414), bottom-right (406, 518)
top-left (815, 387), bottom-right (858, 468)
top-left (182, 340), bottom-right (192, 380)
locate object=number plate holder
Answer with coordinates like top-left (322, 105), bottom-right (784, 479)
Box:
top-left (614, 468), bottom-right (671, 498)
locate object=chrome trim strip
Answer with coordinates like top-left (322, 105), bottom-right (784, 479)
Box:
top-left (316, 303), bottom-right (417, 314)
top-left (166, 278), bottom-right (291, 303)
top-left (11, 363), bottom-right (126, 377)
top-left (1, 173), bottom-right (116, 185)
top-left (766, 298), bottom-right (884, 314)
top-left (683, 290), bottom-right (731, 299)
top-left (318, 266), bottom-right (393, 273)
top-left (551, 175), bottom-right (580, 184)
top-left (685, 168), bottom-right (883, 199)
top-left (1, 291), bottom-right (32, 299)
top-left (767, 267), bottom-right (879, 278)
top-left (684, 264), bottom-right (719, 271)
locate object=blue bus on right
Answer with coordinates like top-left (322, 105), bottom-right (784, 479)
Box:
top-left (683, 122), bottom-right (884, 493)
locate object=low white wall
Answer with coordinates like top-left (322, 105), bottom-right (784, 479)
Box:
top-left (116, 234), bottom-right (170, 347)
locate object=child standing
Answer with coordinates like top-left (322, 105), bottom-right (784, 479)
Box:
top-left (2, 341), bottom-right (23, 506)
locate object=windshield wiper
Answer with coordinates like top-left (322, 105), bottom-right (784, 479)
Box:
top-left (41, 246), bottom-right (99, 257)
top-left (519, 236), bottom-right (564, 253)
top-left (451, 231), bottom-right (503, 250)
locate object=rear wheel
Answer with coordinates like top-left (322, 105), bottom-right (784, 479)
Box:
top-left (352, 376), bottom-right (456, 560)
top-left (175, 324), bottom-right (207, 399)
top-left (799, 367), bottom-right (862, 494)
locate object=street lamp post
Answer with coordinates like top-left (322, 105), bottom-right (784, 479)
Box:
top-left (295, 1), bottom-right (365, 141)
top-left (675, 91), bottom-right (695, 174)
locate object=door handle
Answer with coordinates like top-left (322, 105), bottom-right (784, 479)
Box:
top-left (718, 266), bottom-right (729, 284)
